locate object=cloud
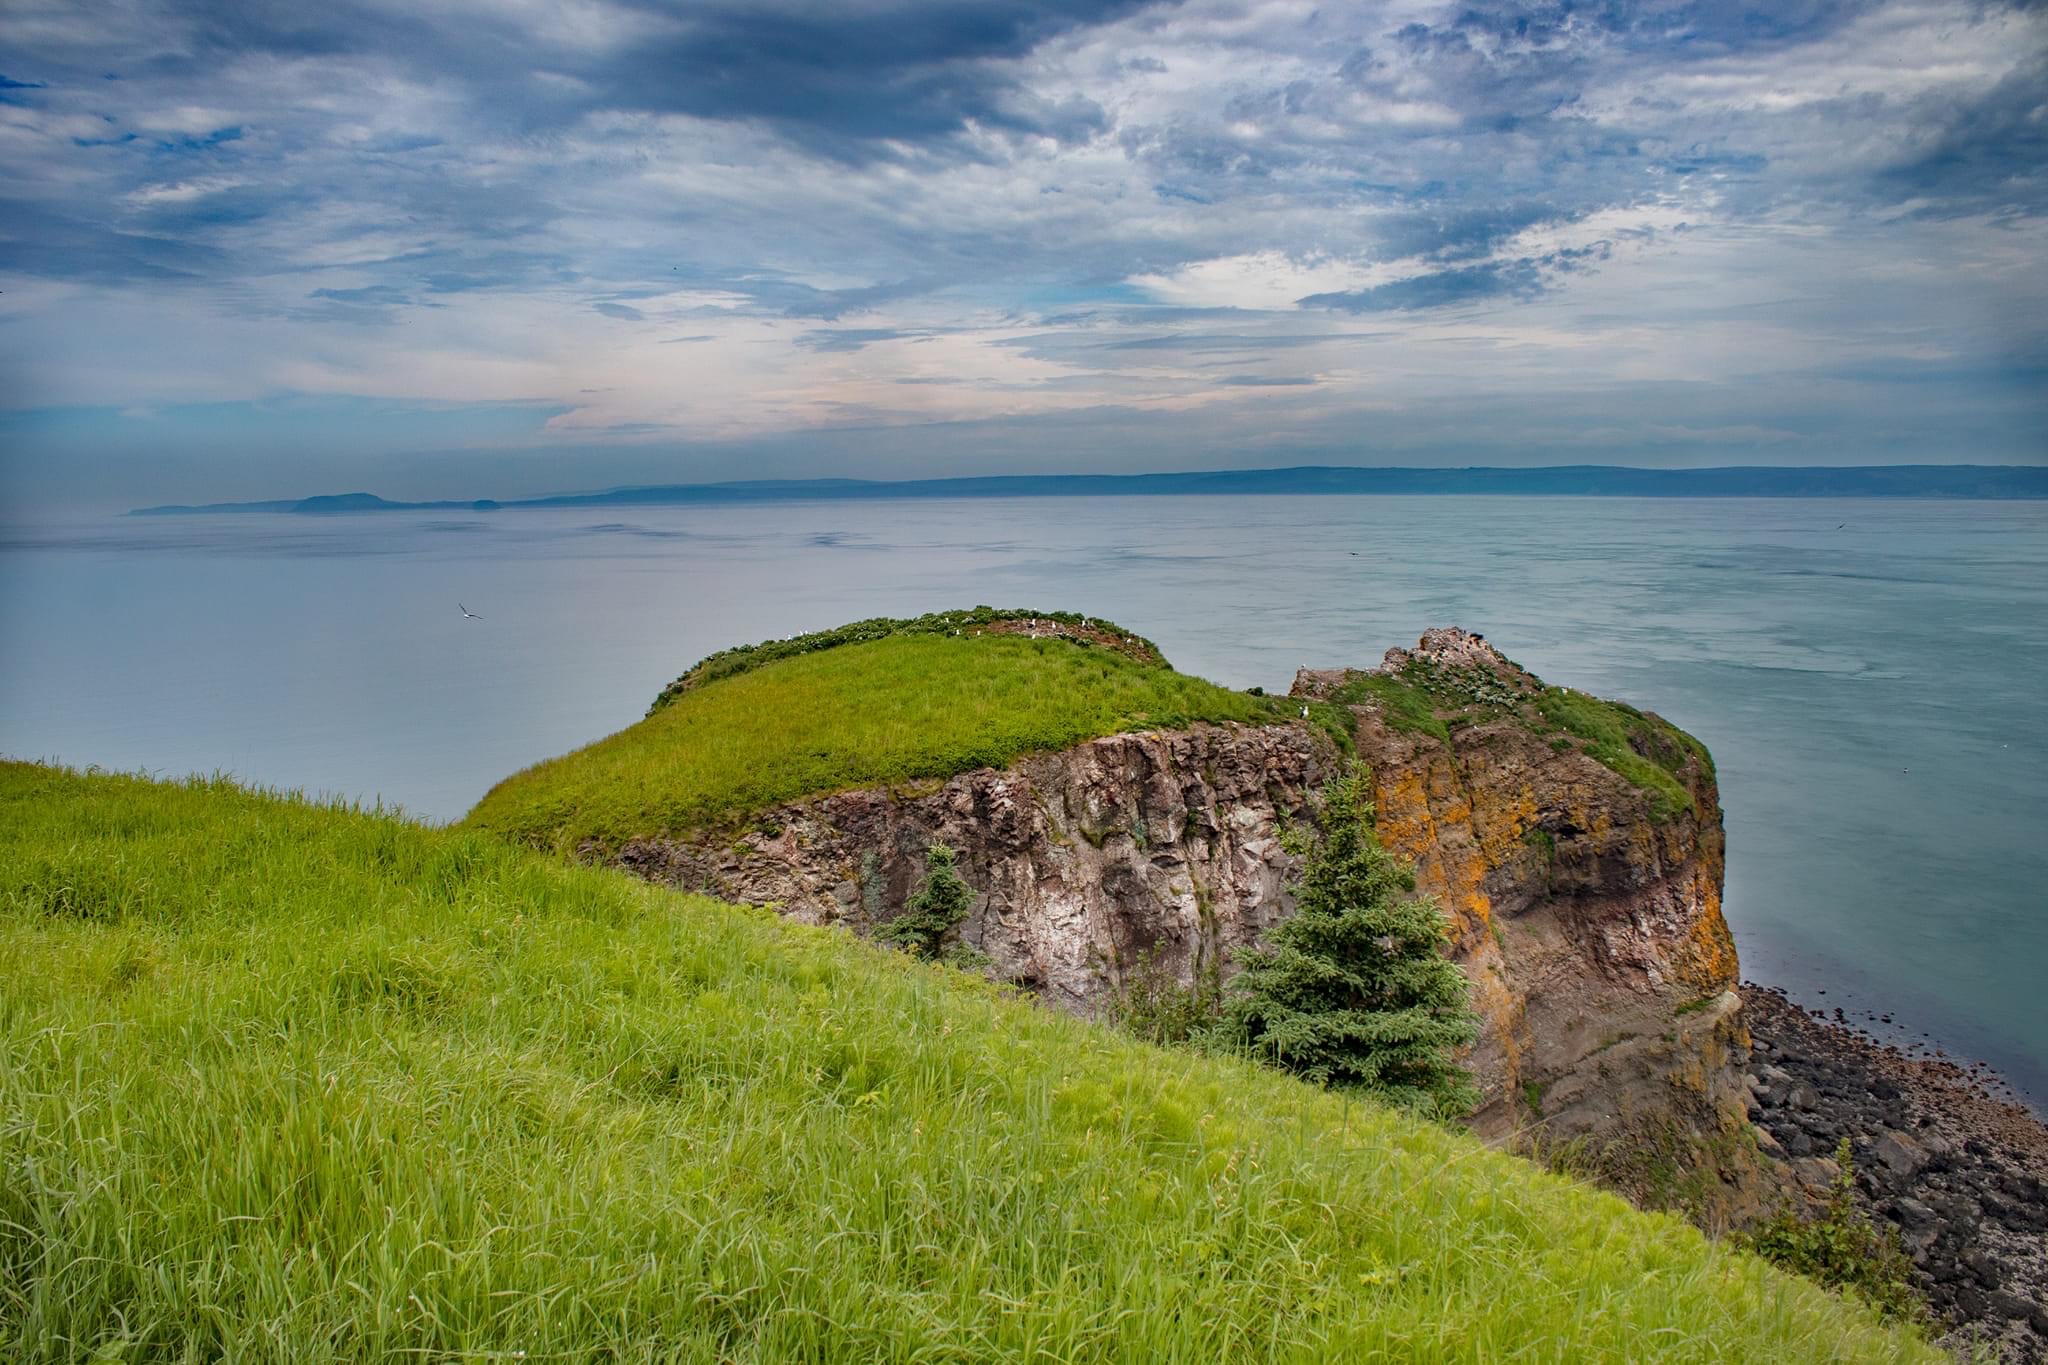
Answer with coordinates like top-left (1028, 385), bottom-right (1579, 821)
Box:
top-left (1302, 245), bottom-right (1617, 314)
top-left (562, 2), bottom-right (1146, 152)
top-left (1301, 261), bottom-right (1544, 314)
top-left (1874, 67), bottom-right (2048, 216)
top-left (0, 0), bottom-right (2043, 512)
top-left (308, 284), bottom-right (411, 305)
top-left (794, 327), bottom-right (935, 352)
top-left (1129, 251), bottom-right (1388, 311)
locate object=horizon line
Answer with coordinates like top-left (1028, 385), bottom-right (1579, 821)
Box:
top-left (129, 461), bottom-right (2048, 516)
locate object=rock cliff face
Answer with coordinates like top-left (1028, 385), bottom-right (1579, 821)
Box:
top-left (1294, 632), bottom-right (1755, 1214)
top-left (614, 629), bottom-right (1758, 1208)
top-left (617, 721), bottom-right (1337, 1013)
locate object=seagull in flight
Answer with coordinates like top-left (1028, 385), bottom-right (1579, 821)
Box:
top-left (459, 603), bottom-right (482, 620)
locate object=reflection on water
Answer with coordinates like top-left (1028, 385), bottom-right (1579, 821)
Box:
top-left (4, 494), bottom-right (2045, 1106)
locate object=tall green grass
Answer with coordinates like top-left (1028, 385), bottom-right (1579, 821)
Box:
top-left (1, 763), bottom-right (1933, 1361)
top-left (467, 632), bottom-right (1288, 851)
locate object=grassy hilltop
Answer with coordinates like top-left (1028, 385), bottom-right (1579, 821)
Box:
top-left (0, 761), bottom-right (1935, 1361)
top-left (468, 607), bottom-right (1716, 852)
top-left (467, 608), bottom-right (1304, 852)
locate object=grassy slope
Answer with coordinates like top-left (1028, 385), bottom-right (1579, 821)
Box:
top-left (468, 631), bottom-right (1291, 851)
top-left (1, 763), bottom-right (1932, 1362)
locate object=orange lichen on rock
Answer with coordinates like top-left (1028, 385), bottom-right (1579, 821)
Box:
top-left (1677, 875), bottom-right (1739, 991)
top-left (1306, 630), bottom-right (1749, 1186)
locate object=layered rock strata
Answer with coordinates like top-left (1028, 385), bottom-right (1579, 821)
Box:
top-left (1292, 633), bottom-right (1752, 1208)
top-left (618, 720), bottom-right (1337, 1013)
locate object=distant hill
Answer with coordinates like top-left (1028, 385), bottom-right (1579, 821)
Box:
top-left (129, 463), bottom-right (2048, 515)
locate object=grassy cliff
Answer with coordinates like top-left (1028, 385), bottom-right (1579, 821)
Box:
top-left (0, 762), bottom-right (1934, 1361)
top-left (468, 611), bottom-right (1293, 852)
top-left (1325, 646), bottom-right (1713, 822)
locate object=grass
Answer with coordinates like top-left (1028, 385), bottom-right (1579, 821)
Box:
top-left (1325, 654), bottom-right (1712, 823)
top-left (648, 606), bottom-right (1164, 713)
top-left (0, 762), bottom-right (1935, 1362)
top-left (469, 630), bottom-right (1289, 851)
top-left (1326, 672), bottom-right (1453, 742)
top-left (1530, 687), bottom-right (1704, 822)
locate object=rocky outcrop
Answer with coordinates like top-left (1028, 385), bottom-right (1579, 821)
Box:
top-left (1296, 632), bottom-right (1756, 1217)
top-left (1746, 985), bottom-right (2048, 1362)
top-left (618, 721), bottom-right (1338, 1010)
top-left (614, 628), bottom-right (1758, 1212)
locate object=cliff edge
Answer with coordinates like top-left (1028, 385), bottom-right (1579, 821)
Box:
top-left (600, 623), bottom-right (1760, 1216)
top-left (1296, 629), bottom-right (1756, 1217)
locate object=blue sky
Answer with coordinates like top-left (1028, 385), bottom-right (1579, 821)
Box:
top-left (2, 0), bottom-right (2044, 510)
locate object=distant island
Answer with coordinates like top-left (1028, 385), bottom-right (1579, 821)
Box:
top-left (129, 463), bottom-right (2048, 515)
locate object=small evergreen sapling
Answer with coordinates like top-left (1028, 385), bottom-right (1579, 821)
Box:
top-left (877, 844), bottom-right (975, 961)
top-left (1219, 774), bottom-right (1480, 1116)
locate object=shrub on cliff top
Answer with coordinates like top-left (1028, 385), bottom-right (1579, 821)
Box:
top-left (1217, 774), bottom-right (1481, 1117)
top-left (1741, 1138), bottom-right (1929, 1323)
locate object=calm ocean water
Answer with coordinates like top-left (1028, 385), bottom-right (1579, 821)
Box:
top-left (4, 495), bottom-right (2044, 1106)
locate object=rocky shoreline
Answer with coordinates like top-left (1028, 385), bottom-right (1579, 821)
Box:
top-left (1744, 984), bottom-right (2048, 1362)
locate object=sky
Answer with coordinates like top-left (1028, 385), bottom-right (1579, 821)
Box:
top-left (2, 0), bottom-right (2045, 511)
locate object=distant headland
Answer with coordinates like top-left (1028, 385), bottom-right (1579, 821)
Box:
top-left (128, 463), bottom-right (2048, 516)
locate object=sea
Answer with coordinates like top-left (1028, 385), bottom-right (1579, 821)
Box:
top-left (4, 494), bottom-right (2044, 1109)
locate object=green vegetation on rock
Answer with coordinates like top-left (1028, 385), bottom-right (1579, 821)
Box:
top-left (875, 843), bottom-right (975, 961)
top-left (1104, 944), bottom-right (1225, 1048)
top-left (1327, 670), bottom-right (1453, 741)
top-left (1742, 1139), bottom-right (1929, 1324)
top-left (468, 628), bottom-right (1288, 851)
top-left (0, 762), bottom-right (1936, 1361)
top-left (1327, 649), bottom-right (1712, 823)
top-left (1532, 686), bottom-right (1705, 822)
top-left (648, 606), bottom-right (1163, 713)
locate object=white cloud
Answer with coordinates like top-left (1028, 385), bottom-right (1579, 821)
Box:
top-left (1129, 251), bottom-right (1396, 310)
top-left (125, 175), bottom-right (247, 206)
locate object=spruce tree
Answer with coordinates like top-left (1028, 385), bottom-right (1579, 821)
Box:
top-left (1219, 774), bottom-right (1480, 1116)
top-left (877, 844), bottom-right (974, 961)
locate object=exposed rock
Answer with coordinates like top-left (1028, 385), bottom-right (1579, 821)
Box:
top-left (1876, 1130), bottom-right (1931, 1179)
top-left (1296, 629), bottom-right (1759, 1217)
top-left (612, 627), bottom-right (1763, 1218)
top-left (1746, 984), bottom-right (2048, 1362)
top-left (618, 721), bottom-right (1335, 1011)
top-left (1379, 625), bottom-right (1507, 673)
